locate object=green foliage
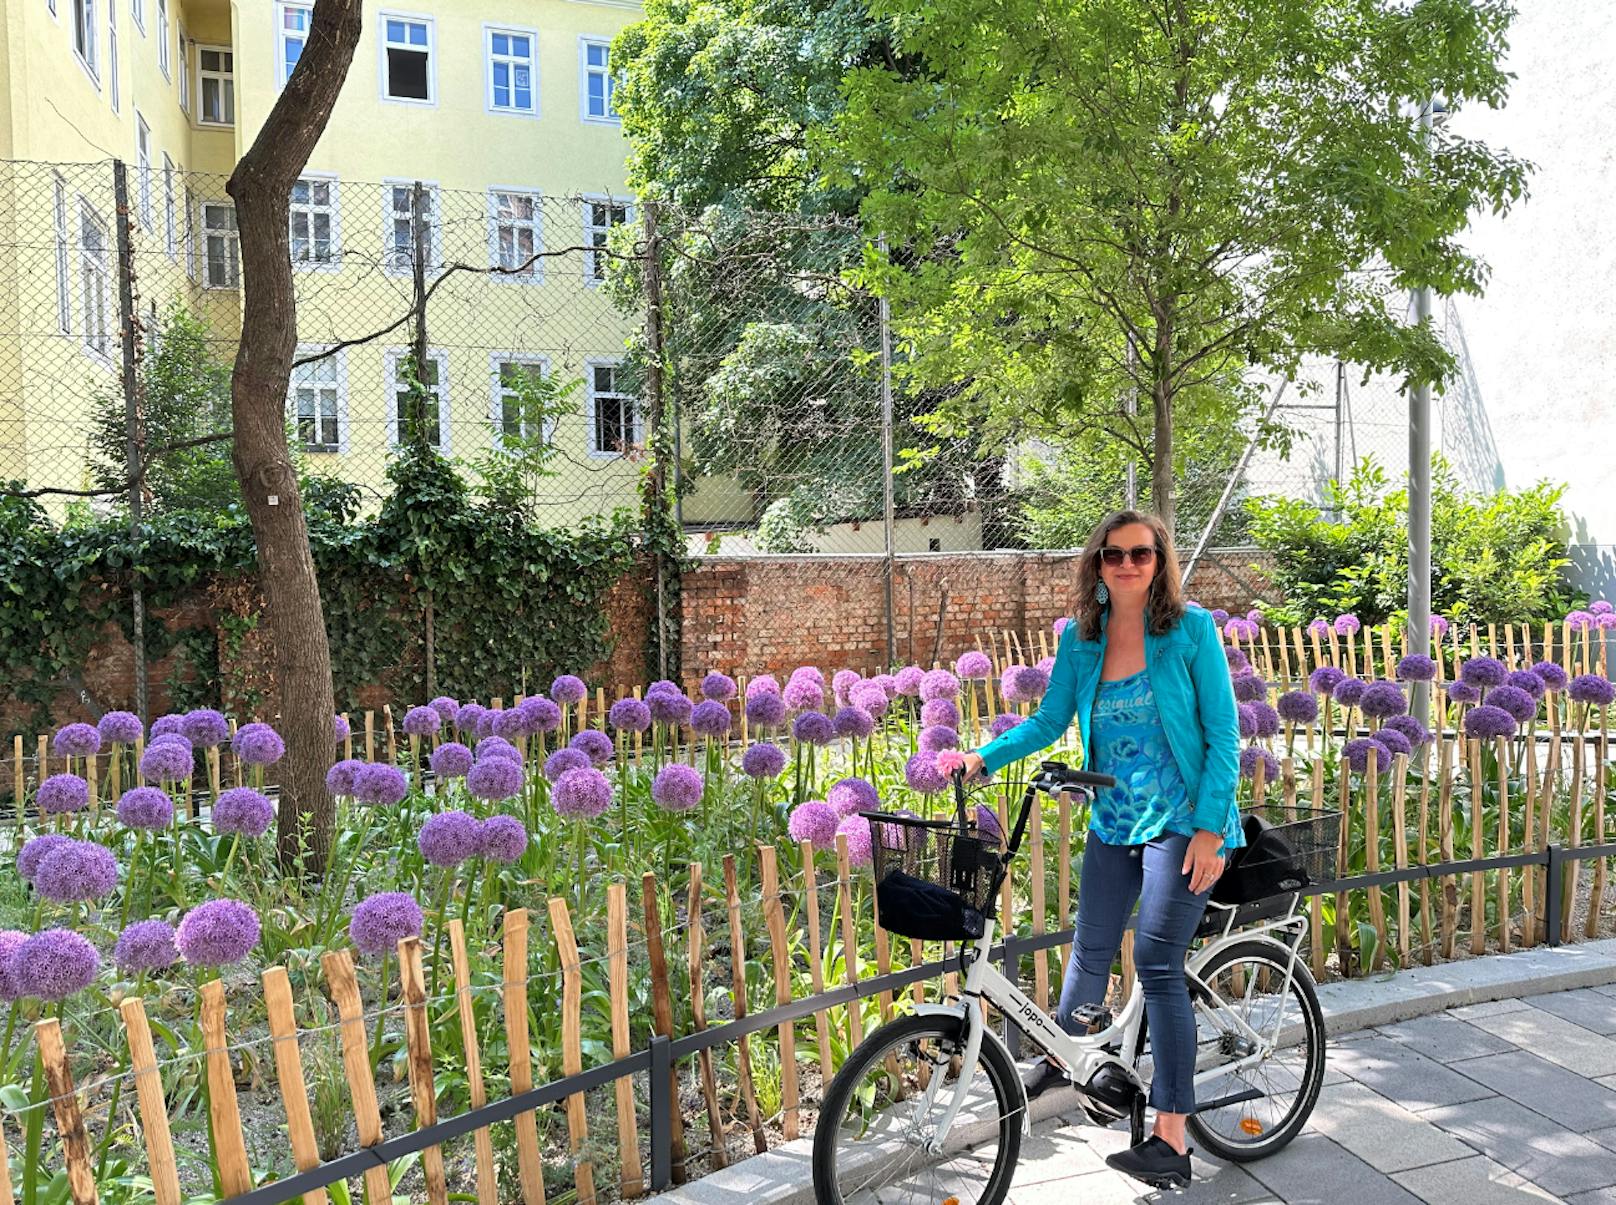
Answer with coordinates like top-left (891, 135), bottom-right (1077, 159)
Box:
top-left (1245, 456), bottom-right (1574, 625)
top-left (466, 365), bottom-right (583, 515)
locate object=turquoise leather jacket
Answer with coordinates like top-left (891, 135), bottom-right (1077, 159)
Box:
top-left (975, 603), bottom-right (1244, 851)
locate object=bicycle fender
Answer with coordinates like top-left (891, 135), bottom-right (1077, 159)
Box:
top-left (1186, 934), bottom-right (1296, 1001)
top-left (908, 1002), bottom-right (1034, 1137)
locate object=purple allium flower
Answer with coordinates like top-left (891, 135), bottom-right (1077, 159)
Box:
top-left (150, 713), bottom-right (185, 739)
top-left (955, 650), bottom-right (993, 680)
top-left (607, 698), bottom-right (653, 733)
top-left (491, 709), bottom-right (528, 742)
top-left (325, 758), bottom-right (365, 796)
top-left (114, 920), bottom-right (178, 974)
top-left (1342, 737), bottom-right (1385, 774)
top-left (418, 810), bottom-right (482, 867)
top-left (989, 713), bottom-right (1021, 738)
top-left (919, 669), bottom-right (961, 703)
top-left (1231, 674), bottom-right (1268, 703)
top-left (741, 741), bottom-right (786, 779)
top-left (176, 899), bottom-right (260, 967)
top-left (17, 834), bottom-right (70, 883)
top-left (1333, 678), bottom-right (1368, 709)
top-left (1464, 705), bottom-right (1518, 741)
top-left (1002, 665), bottom-right (1049, 704)
top-left (455, 703), bottom-right (487, 736)
top-left (1037, 655), bottom-right (1055, 676)
top-left (567, 728), bottom-right (616, 766)
top-left (333, 714), bottom-right (351, 744)
top-left (212, 788), bottom-right (274, 838)
top-left (827, 777), bottom-right (880, 819)
top-left (1383, 715), bottom-right (1430, 746)
top-left (894, 666), bottom-right (926, 696)
top-left (231, 722), bottom-right (285, 766)
top-left (35, 839), bottom-right (119, 903)
top-left (1567, 610), bottom-right (1595, 632)
top-left (789, 667), bottom-right (825, 689)
top-left (975, 805), bottom-right (1003, 844)
top-left (52, 723), bottom-right (101, 759)
top-left (1370, 729), bottom-right (1411, 761)
top-left (1225, 646), bottom-right (1250, 673)
top-left (149, 731), bottom-right (192, 751)
top-left (1053, 616), bottom-right (1070, 636)
top-left (700, 671), bottom-right (738, 702)
top-left (1487, 685), bottom-right (1538, 724)
top-left (1247, 609), bottom-right (1262, 624)
top-left (467, 757), bottom-right (525, 802)
top-left (1334, 614), bottom-right (1362, 635)
top-left (744, 675), bottom-right (781, 700)
top-left (788, 801), bottom-right (839, 846)
top-left (475, 710), bottom-right (498, 740)
top-left (873, 673), bottom-right (899, 698)
top-left (832, 670), bottom-right (863, 707)
top-left (1359, 682), bottom-right (1408, 720)
top-left (402, 706), bottom-right (441, 737)
top-left (1459, 657), bottom-right (1508, 689)
top-left (1445, 680), bottom-right (1481, 705)
top-left (429, 742), bottom-right (473, 780)
top-left (429, 697), bottom-right (460, 725)
top-left (1211, 609), bottom-right (1229, 626)
top-left (1309, 666), bottom-right (1347, 696)
top-left (478, 815), bottom-right (528, 863)
top-left (1570, 675), bottom-right (1616, 706)
top-left (349, 892), bottom-right (424, 959)
top-left (833, 706), bottom-right (875, 739)
top-left (1308, 618), bottom-right (1330, 638)
top-left (851, 681), bottom-right (890, 717)
top-left (1593, 601), bottom-right (1614, 616)
top-left (98, 711), bottom-right (143, 745)
top-left (550, 675), bottom-right (587, 705)
top-left (920, 699), bottom-right (960, 730)
top-left (544, 747), bottom-right (590, 783)
top-left (792, 711), bottom-right (834, 746)
top-left (37, 773), bottom-right (90, 816)
top-left (690, 701), bottom-right (733, 738)
top-left (782, 677), bottom-right (824, 712)
top-left (1239, 747), bottom-right (1280, 783)
top-left (904, 751), bottom-right (947, 794)
top-left (1531, 661), bottom-right (1569, 692)
top-left (0, 931), bottom-right (26, 1001)
top-left (1246, 702), bottom-right (1281, 739)
top-left (652, 763), bottom-right (704, 813)
top-left (1395, 655), bottom-right (1438, 682)
top-left (919, 724), bottom-right (959, 753)
top-left (116, 786), bottom-right (173, 831)
top-left (745, 692), bottom-right (787, 728)
top-left (552, 767), bottom-right (613, 819)
top-left (649, 691), bottom-right (694, 727)
top-left (11, 929), bottom-right (100, 1000)
top-left (476, 736), bottom-right (522, 765)
top-left (1430, 615), bottom-right (1450, 637)
top-left (181, 709), bottom-right (230, 748)
top-left (1277, 691), bottom-right (1319, 724)
top-left (1599, 613), bottom-right (1616, 630)
top-left (353, 763), bottom-right (409, 807)
top-left (1237, 704), bottom-right (1258, 739)
top-left (836, 815), bottom-right (873, 866)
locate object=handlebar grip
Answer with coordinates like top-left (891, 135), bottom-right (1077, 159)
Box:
top-left (1057, 769), bottom-right (1118, 790)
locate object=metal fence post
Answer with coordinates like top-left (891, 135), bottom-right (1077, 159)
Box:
top-left (111, 160), bottom-right (149, 724)
top-left (649, 1033), bottom-right (673, 1191)
top-left (878, 237), bottom-right (897, 669)
top-left (1545, 843), bottom-right (1563, 948)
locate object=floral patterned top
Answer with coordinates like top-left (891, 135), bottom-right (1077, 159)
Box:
top-left (1087, 669), bottom-right (1201, 847)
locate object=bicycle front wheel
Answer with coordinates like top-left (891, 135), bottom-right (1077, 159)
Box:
top-left (811, 1011), bottom-right (1023, 1205)
top-left (1185, 937), bottom-right (1326, 1162)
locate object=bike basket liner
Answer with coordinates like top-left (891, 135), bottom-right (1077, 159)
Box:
top-left (865, 811), bottom-right (1003, 940)
top-left (1211, 806), bottom-right (1340, 907)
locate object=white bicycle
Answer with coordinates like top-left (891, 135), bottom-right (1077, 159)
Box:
top-left (811, 760), bottom-right (1339, 1203)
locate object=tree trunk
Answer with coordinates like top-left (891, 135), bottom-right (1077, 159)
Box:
top-left (1152, 317), bottom-right (1175, 533)
top-left (226, 0), bottom-right (363, 875)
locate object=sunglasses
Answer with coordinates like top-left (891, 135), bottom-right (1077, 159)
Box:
top-left (1099, 544), bottom-right (1157, 567)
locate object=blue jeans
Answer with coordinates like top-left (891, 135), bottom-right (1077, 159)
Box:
top-left (1056, 829), bottom-right (1211, 1114)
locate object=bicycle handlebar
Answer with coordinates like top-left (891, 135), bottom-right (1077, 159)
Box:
top-left (950, 760), bottom-right (1117, 860)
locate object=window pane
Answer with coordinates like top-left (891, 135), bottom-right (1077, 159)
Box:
top-left (388, 48), bottom-right (429, 99)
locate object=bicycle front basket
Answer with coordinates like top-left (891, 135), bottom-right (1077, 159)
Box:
top-left (865, 812), bottom-right (1002, 941)
top-left (1211, 806), bottom-right (1340, 907)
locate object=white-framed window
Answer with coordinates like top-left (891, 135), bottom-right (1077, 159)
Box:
top-left (155, 0), bottom-right (169, 78)
top-left (381, 14), bottom-right (434, 104)
top-left (48, 0), bottom-right (58, 18)
top-left (485, 25), bottom-right (536, 115)
top-left (130, 0), bottom-right (142, 33)
top-left (162, 154), bottom-right (176, 258)
top-left (586, 360), bottom-right (640, 457)
top-left (276, 3), bottom-right (311, 87)
top-left (579, 37), bottom-right (619, 123)
top-left (385, 347), bottom-right (450, 452)
top-left (107, 0), bottom-right (120, 111)
top-left (79, 198), bottom-right (113, 361)
top-left (72, 0), bottom-right (99, 83)
top-left (582, 196), bottom-right (630, 285)
top-left (290, 347), bottom-right (347, 453)
top-left (383, 180), bottom-right (440, 273)
top-left (488, 354), bottom-right (554, 444)
top-left (53, 175), bottom-right (71, 334)
top-left (135, 113), bottom-right (153, 230)
top-left (183, 184), bottom-right (196, 279)
top-left (177, 26), bottom-right (190, 114)
top-left (487, 188), bottom-right (542, 279)
top-left (201, 201), bottom-right (239, 288)
top-left (290, 175), bottom-right (339, 267)
top-left (197, 45), bottom-right (234, 124)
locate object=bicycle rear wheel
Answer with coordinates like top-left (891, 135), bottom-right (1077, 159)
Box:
top-left (1184, 937), bottom-right (1326, 1162)
top-left (811, 1011), bottom-right (1023, 1205)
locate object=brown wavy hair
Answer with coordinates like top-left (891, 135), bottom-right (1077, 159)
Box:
top-left (1072, 510), bottom-right (1186, 641)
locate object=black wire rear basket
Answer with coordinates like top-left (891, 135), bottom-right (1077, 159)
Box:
top-left (865, 812), bottom-right (1004, 925)
top-left (1211, 804), bottom-right (1341, 907)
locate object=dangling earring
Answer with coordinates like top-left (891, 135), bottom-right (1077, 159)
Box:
top-left (1096, 581), bottom-right (1109, 605)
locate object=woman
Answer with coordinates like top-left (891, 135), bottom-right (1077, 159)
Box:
top-left (937, 509), bottom-right (1244, 1188)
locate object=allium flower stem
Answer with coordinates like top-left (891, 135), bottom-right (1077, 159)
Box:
top-left (219, 833), bottom-right (243, 889)
top-left (120, 829), bottom-right (145, 931)
top-left (459, 860), bottom-right (480, 948)
top-left (370, 952), bottom-right (390, 1075)
top-left (429, 868), bottom-right (453, 1003)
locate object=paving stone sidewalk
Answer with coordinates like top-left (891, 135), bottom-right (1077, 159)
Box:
top-left (1013, 984), bottom-right (1616, 1204)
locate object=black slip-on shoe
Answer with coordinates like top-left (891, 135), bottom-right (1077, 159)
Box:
top-left (1103, 1134), bottom-right (1192, 1190)
top-left (1020, 1055), bottom-right (1069, 1101)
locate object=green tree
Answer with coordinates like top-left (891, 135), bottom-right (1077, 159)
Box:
top-left (826, 0), bottom-right (1531, 530)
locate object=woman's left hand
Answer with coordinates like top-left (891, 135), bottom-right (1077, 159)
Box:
top-left (1182, 829), bottom-right (1225, 895)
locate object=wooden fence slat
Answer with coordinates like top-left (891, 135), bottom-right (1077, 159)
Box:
top-left (261, 967), bottom-right (329, 1205)
top-left (1565, 735), bottom-right (1585, 941)
top-left (723, 854), bottom-right (767, 1156)
top-left (606, 884), bottom-right (645, 1196)
top-left (119, 997), bottom-right (182, 1205)
top-left (759, 847), bottom-right (801, 1141)
top-left (1591, 730), bottom-right (1610, 940)
top-left (501, 909), bottom-right (548, 1205)
top-left (685, 863), bottom-right (727, 1171)
top-left (1468, 740), bottom-right (1487, 956)
top-left (363, 710), bottom-right (375, 762)
top-left (398, 937), bottom-right (449, 1205)
top-left (447, 920), bottom-right (498, 1205)
top-left (546, 897), bottom-right (597, 1205)
top-left (320, 952), bottom-right (393, 1205)
top-left (1364, 754), bottom-right (1385, 971)
top-left (201, 979), bottom-right (254, 1198)
top-left (1309, 759), bottom-right (1326, 979)
top-left (641, 872), bottom-right (687, 1179)
top-left (1437, 738), bottom-right (1459, 959)
top-left (1030, 798), bottom-right (1048, 1011)
top-left (1493, 737), bottom-right (1511, 953)
top-left (1335, 761), bottom-right (1353, 976)
top-left (799, 842), bottom-right (833, 1082)
top-left (12, 736), bottom-right (22, 810)
top-left (1417, 742), bottom-right (1435, 964)
top-left (36, 1018), bottom-right (97, 1205)
top-left (833, 837), bottom-right (863, 1051)
top-left (0, 1113), bottom-right (14, 1205)
top-left (1391, 754), bottom-right (1411, 963)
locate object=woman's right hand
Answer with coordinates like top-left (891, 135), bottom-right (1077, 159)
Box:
top-left (935, 750), bottom-right (986, 781)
